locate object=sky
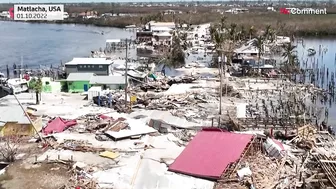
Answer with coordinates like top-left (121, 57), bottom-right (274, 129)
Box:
top-left (1, 0), bottom-right (209, 3)
top-left (1, 0), bottom-right (238, 3)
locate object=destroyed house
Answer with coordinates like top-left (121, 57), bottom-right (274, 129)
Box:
top-left (65, 58), bottom-right (113, 76)
top-left (169, 129), bottom-right (254, 180)
top-left (0, 96), bottom-right (42, 136)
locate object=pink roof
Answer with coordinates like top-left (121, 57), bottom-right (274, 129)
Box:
top-left (168, 130), bottom-right (253, 180)
top-left (43, 117), bottom-right (77, 134)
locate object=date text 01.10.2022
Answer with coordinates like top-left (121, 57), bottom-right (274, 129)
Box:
top-left (15, 13), bottom-right (47, 19)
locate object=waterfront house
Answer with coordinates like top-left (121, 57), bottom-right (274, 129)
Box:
top-left (0, 96), bottom-right (42, 136)
top-left (275, 36), bottom-right (291, 45)
top-left (89, 76), bottom-right (126, 90)
top-left (136, 31), bottom-right (153, 43)
top-left (151, 26), bottom-right (173, 34)
top-left (147, 21), bottom-right (176, 30)
top-left (65, 58), bottom-right (113, 76)
top-left (234, 39), bottom-right (259, 56)
top-left (153, 32), bottom-right (172, 46)
top-left (66, 73), bottom-right (95, 93)
top-left (234, 45), bottom-right (259, 56)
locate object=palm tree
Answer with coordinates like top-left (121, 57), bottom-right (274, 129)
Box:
top-left (239, 25), bottom-right (246, 41)
top-left (254, 35), bottom-right (265, 75)
top-left (248, 26), bottom-right (256, 40)
top-left (263, 25), bottom-right (272, 39)
top-left (211, 26), bottom-right (225, 68)
top-left (220, 23), bottom-right (236, 68)
top-left (281, 42), bottom-right (298, 77)
top-left (209, 24), bottom-right (218, 40)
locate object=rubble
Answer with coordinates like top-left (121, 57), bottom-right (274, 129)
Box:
top-left (5, 64), bottom-right (336, 189)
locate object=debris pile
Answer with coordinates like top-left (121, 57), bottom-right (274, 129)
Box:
top-left (138, 76), bottom-right (198, 92)
top-left (215, 126), bottom-right (336, 189)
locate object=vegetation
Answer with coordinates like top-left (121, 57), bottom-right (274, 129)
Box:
top-left (0, 136), bottom-right (21, 162)
top-left (164, 32), bottom-right (186, 68)
top-left (67, 12), bottom-right (336, 36)
top-left (281, 42), bottom-right (299, 76)
top-left (28, 78), bottom-right (42, 105)
top-left (2, 4), bottom-right (336, 37)
top-left (209, 16), bottom-right (300, 78)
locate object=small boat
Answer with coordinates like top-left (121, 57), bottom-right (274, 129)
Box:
top-left (0, 73), bottom-right (6, 82)
top-left (308, 48), bottom-right (316, 56)
top-left (5, 78), bottom-right (29, 94)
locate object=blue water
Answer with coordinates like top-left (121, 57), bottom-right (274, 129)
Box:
top-left (0, 21), bottom-right (134, 70)
top-left (295, 38), bottom-right (336, 125)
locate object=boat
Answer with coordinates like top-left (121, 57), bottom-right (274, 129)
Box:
top-left (0, 73), bottom-right (6, 83)
top-left (3, 56), bottom-right (30, 94)
top-left (308, 48), bottom-right (316, 56)
top-left (6, 78), bottom-right (29, 94)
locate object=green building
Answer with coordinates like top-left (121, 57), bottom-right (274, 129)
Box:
top-left (66, 73), bottom-right (95, 93)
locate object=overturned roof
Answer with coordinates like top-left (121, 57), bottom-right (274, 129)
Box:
top-left (0, 95), bottom-right (30, 127)
top-left (127, 70), bottom-right (147, 79)
top-left (67, 73), bottom-right (95, 81)
top-left (89, 76), bottom-right (125, 85)
top-left (169, 130), bottom-right (253, 180)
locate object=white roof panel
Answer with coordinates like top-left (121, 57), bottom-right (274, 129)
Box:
top-left (89, 76), bottom-right (125, 85)
top-left (106, 39), bottom-right (121, 43)
top-left (151, 26), bottom-right (173, 31)
top-left (0, 95), bottom-right (30, 126)
top-left (65, 58), bottom-right (112, 65)
top-left (67, 73), bottom-right (95, 81)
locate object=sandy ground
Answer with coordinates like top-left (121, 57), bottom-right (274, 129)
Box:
top-left (0, 141), bottom-right (71, 189)
top-left (0, 162), bottom-right (71, 189)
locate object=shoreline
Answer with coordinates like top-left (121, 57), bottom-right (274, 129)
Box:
top-left (2, 12), bottom-right (336, 37)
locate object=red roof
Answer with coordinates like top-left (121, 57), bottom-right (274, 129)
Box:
top-left (168, 130), bottom-right (253, 180)
top-left (43, 117), bottom-right (77, 135)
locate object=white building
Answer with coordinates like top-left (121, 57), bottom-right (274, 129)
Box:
top-left (153, 32), bottom-right (172, 46)
top-left (234, 44), bottom-right (259, 56)
top-left (224, 8), bottom-right (248, 14)
top-left (151, 26), bottom-right (173, 34)
top-left (147, 21), bottom-right (176, 30)
top-left (275, 36), bottom-right (291, 45)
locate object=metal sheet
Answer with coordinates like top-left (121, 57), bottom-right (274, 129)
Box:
top-left (168, 130), bottom-right (253, 180)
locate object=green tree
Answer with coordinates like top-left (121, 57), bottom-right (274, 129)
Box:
top-left (281, 42), bottom-right (298, 77)
top-left (165, 32), bottom-right (185, 68)
top-left (253, 35), bottom-right (265, 75)
top-left (263, 25), bottom-right (275, 43)
top-left (210, 17), bottom-right (239, 68)
top-left (29, 77), bottom-right (42, 104)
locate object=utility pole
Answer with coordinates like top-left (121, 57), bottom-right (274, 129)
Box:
top-left (125, 38), bottom-right (128, 108)
top-left (219, 53), bottom-right (223, 115)
top-left (12, 90), bottom-right (44, 142)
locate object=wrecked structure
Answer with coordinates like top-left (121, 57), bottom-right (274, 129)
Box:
top-left (0, 64), bottom-right (335, 189)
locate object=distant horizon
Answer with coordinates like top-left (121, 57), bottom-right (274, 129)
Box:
top-left (0, 0), bottom-right (331, 3)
